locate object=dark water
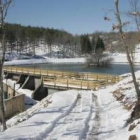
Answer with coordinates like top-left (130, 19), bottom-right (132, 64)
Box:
top-left (18, 63), bottom-right (140, 75)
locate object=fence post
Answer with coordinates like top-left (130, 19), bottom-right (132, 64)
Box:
top-left (13, 83), bottom-right (15, 97)
top-left (67, 79), bottom-right (68, 89)
top-left (54, 78), bottom-right (56, 87)
top-left (107, 75), bottom-right (109, 84)
top-left (97, 74), bottom-right (98, 80)
top-left (6, 79), bottom-right (8, 99)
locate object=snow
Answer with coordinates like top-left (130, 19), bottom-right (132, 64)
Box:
top-left (110, 53), bottom-right (128, 63)
top-left (110, 44), bottom-right (140, 64)
top-left (0, 70), bottom-right (140, 139)
top-left (0, 90), bottom-right (79, 139)
top-left (3, 43), bottom-right (140, 66)
top-left (1, 45), bottom-right (140, 139)
top-left (4, 57), bottom-right (87, 65)
top-left (4, 51), bottom-right (140, 66)
top-left (3, 79), bottom-right (20, 90)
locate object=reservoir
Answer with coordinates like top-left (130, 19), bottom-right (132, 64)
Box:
top-left (16, 63), bottom-right (140, 75)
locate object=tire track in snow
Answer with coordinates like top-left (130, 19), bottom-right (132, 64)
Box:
top-left (34, 93), bottom-right (79, 140)
top-left (43, 93), bottom-right (82, 139)
top-left (0, 91), bottom-right (81, 140)
top-left (86, 93), bottom-right (100, 140)
top-left (44, 91), bottom-right (93, 140)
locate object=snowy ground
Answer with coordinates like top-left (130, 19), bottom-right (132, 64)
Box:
top-left (0, 71), bottom-right (140, 139)
top-left (4, 44), bottom-right (140, 66)
top-left (4, 50), bottom-right (140, 66)
top-left (1, 45), bottom-right (140, 139)
top-left (4, 57), bottom-right (87, 65)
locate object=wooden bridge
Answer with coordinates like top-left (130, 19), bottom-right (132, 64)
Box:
top-left (3, 66), bottom-right (122, 90)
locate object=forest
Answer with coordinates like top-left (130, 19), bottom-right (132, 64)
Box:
top-left (0, 23), bottom-right (113, 57)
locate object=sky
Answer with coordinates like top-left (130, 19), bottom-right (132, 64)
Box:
top-left (6, 0), bottom-right (130, 35)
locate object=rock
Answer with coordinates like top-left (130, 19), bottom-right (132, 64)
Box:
top-left (129, 135), bottom-right (138, 140)
top-left (128, 124), bottom-right (136, 131)
top-left (131, 98), bottom-right (140, 120)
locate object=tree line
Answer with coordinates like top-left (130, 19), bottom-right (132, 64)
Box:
top-left (2, 23), bottom-right (138, 58)
top-left (0, 23), bottom-right (82, 56)
top-left (0, 23), bottom-right (106, 57)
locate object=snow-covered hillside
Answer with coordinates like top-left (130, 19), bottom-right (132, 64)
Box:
top-left (134, 45), bottom-right (140, 63)
top-left (0, 71), bottom-right (140, 139)
top-left (110, 44), bottom-right (140, 64)
top-left (4, 43), bottom-right (140, 66)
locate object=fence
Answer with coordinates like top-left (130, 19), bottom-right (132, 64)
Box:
top-left (4, 66), bottom-right (122, 82)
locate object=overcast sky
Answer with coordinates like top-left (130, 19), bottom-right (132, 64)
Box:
top-left (6, 0), bottom-right (131, 35)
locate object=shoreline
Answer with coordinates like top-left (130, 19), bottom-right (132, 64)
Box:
top-left (4, 58), bottom-right (140, 66)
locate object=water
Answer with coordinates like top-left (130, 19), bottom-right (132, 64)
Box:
top-left (18, 63), bottom-right (140, 75)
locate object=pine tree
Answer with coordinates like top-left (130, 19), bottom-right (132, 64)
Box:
top-left (80, 35), bottom-right (92, 54)
top-left (91, 36), bottom-right (96, 53)
top-left (95, 36), bottom-right (105, 54)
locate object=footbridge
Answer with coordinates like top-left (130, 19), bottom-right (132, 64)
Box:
top-left (4, 66), bottom-right (122, 91)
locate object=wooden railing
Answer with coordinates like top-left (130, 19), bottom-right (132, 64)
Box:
top-left (3, 66), bottom-right (122, 90)
top-left (43, 76), bottom-right (100, 90)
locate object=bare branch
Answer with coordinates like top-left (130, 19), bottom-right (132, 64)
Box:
top-left (3, 0), bottom-right (12, 19)
top-left (128, 0), bottom-right (140, 31)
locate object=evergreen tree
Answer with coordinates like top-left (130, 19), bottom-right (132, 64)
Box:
top-left (91, 36), bottom-right (96, 53)
top-left (80, 35), bottom-right (92, 54)
top-left (95, 36), bottom-right (105, 54)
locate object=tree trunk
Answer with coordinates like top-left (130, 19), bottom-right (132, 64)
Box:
top-left (125, 46), bottom-right (140, 97)
top-left (114, 0), bottom-right (140, 98)
top-left (0, 34), bottom-right (7, 131)
top-left (0, 0), bottom-right (13, 131)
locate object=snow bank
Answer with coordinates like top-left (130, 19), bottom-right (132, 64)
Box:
top-left (111, 44), bottom-right (140, 64)
top-left (0, 90), bottom-right (78, 139)
top-left (111, 53), bottom-right (128, 63)
top-left (4, 57), bottom-right (87, 65)
top-left (89, 70), bottom-right (140, 140)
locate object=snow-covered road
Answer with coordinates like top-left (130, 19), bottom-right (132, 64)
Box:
top-left (0, 90), bottom-right (95, 140)
top-left (45, 91), bottom-right (93, 140)
top-left (1, 71), bottom-right (140, 139)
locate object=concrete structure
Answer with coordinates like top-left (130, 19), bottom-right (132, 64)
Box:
top-left (1, 94), bottom-right (25, 120)
top-left (4, 72), bottom-right (48, 101)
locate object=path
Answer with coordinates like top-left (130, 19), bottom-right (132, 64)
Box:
top-left (44, 91), bottom-right (93, 140)
top-left (0, 88), bottom-right (129, 140)
top-left (86, 94), bottom-right (100, 140)
top-left (0, 90), bottom-right (95, 140)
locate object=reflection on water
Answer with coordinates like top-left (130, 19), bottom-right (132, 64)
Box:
top-left (18, 63), bottom-right (140, 75)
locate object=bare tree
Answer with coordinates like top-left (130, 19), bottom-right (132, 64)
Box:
top-left (0, 0), bottom-right (13, 131)
top-left (114, 0), bottom-right (140, 98)
top-left (129, 0), bottom-right (140, 31)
